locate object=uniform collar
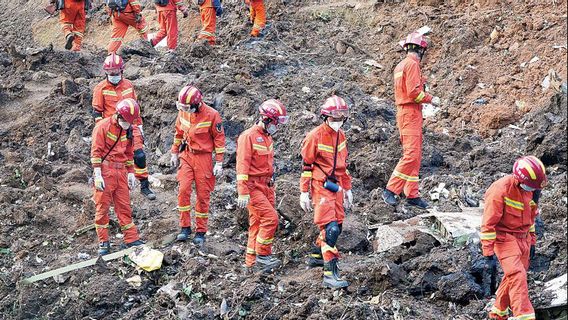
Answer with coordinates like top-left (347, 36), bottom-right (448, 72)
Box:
top-left (407, 53), bottom-right (420, 63)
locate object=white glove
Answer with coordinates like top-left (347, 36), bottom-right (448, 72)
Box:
top-left (344, 189), bottom-right (353, 209)
top-left (237, 195), bottom-right (250, 209)
top-left (431, 96), bottom-right (441, 107)
top-left (213, 162), bottom-right (223, 177)
top-left (93, 167), bottom-right (105, 191)
top-left (300, 192), bottom-right (312, 212)
top-left (170, 153), bottom-right (179, 168)
top-left (137, 125), bottom-right (144, 137)
top-left (128, 172), bottom-right (136, 190)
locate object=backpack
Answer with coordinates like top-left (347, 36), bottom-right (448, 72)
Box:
top-left (154, 0), bottom-right (169, 6)
top-left (106, 0), bottom-right (128, 12)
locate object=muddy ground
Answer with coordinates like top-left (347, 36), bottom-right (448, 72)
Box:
top-left (0, 0), bottom-right (567, 319)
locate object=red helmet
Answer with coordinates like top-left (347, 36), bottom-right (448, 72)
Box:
top-left (177, 85), bottom-right (203, 107)
top-left (512, 156), bottom-right (548, 190)
top-left (399, 32), bottom-right (428, 50)
top-left (259, 99), bottom-right (289, 124)
top-left (116, 98), bottom-right (140, 124)
top-left (321, 95), bottom-right (349, 118)
top-left (103, 53), bottom-right (124, 72)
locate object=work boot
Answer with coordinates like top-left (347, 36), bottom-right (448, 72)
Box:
top-left (193, 232), bottom-right (206, 246)
top-left (382, 189), bottom-right (399, 206)
top-left (406, 197), bottom-right (429, 209)
top-left (307, 248), bottom-right (324, 268)
top-left (176, 227), bottom-right (192, 242)
top-left (126, 239), bottom-right (145, 248)
top-left (255, 255), bottom-right (281, 272)
top-left (65, 33), bottom-right (75, 50)
top-left (323, 258), bottom-right (349, 289)
top-left (98, 241), bottom-right (110, 256)
top-left (140, 179), bottom-right (156, 200)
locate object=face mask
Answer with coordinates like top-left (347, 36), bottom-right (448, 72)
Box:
top-left (328, 121), bottom-right (343, 132)
top-left (118, 120), bottom-right (131, 130)
top-left (520, 184), bottom-right (536, 192)
top-left (108, 75), bottom-right (122, 85)
top-left (266, 123), bottom-right (278, 135)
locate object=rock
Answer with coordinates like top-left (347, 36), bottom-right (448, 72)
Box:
top-left (437, 272), bottom-right (483, 303)
top-left (118, 39), bottom-right (157, 58)
top-left (335, 41), bottom-right (347, 54)
top-left (31, 71), bottom-right (57, 82)
top-left (61, 79), bottom-right (78, 96)
top-left (341, 213), bottom-right (370, 253)
top-left (190, 40), bottom-right (213, 58)
top-left (224, 83), bottom-right (245, 95)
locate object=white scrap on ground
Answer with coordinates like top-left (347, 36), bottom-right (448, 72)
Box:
top-left (542, 274), bottom-right (568, 308)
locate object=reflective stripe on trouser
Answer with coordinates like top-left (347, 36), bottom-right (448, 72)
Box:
top-left (176, 152), bottom-right (215, 232)
top-left (386, 105), bottom-right (423, 198)
top-left (59, 2), bottom-right (86, 51)
top-left (93, 165), bottom-right (140, 244)
top-left (108, 13), bottom-right (149, 54)
top-left (311, 180), bottom-right (344, 262)
top-left (249, 0), bottom-right (266, 36)
top-left (245, 178), bottom-right (277, 267)
top-left (132, 128), bottom-right (149, 180)
top-left (152, 10), bottom-right (178, 50)
top-left (197, 7), bottom-right (216, 45)
top-left (489, 233), bottom-right (535, 320)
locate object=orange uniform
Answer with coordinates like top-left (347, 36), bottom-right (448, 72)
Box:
top-left (481, 175), bottom-right (537, 320)
top-left (300, 124), bottom-right (352, 262)
top-left (92, 78), bottom-right (147, 179)
top-left (197, 0), bottom-right (217, 45)
top-left (59, 0), bottom-right (87, 51)
top-left (171, 104), bottom-right (225, 232)
top-left (107, 0), bottom-right (149, 54)
top-left (90, 117), bottom-right (140, 244)
top-left (248, 0), bottom-right (266, 37)
top-left (152, 0), bottom-right (185, 50)
top-left (385, 54), bottom-right (432, 199)
top-left (236, 125), bottom-right (277, 266)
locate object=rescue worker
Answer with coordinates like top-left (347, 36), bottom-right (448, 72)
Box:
top-left (196, 0), bottom-right (223, 45)
top-left (151, 0), bottom-right (189, 53)
top-left (53, 0), bottom-right (88, 51)
top-left (107, 0), bottom-right (149, 54)
top-left (92, 53), bottom-right (156, 200)
top-left (170, 86), bottom-right (226, 246)
top-left (245, 0), bottom-right (266, 37)
top-left (299, 95), bottom-right (353, 289)
top-left (480, 156), bottom-right (547, 320)
top-left (383, 31), bottom-right (441, 209)
top-left (236, 99), bottom-right (288, 272)
top-left (91, 98), bottom-right (145, 255)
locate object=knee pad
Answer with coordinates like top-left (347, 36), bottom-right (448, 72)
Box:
top-left (325, 221), bottom-right (340, 247)
top-left (133, 149), bottom-right (146, 168)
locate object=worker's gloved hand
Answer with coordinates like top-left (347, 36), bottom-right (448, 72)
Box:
top-left (300, 192), bottom-right (312, 212)
top-left (530, 245), bottom-right (536, 260)
top-left (213, 162), bottom-right (223, 176)
top-left (170, 153), bottom-right (179, 168)
top-left (94, 167), bottom-right (105, 191)
top-left (431, 96), bottom-right (441, 107)
top-left (135, 13), bottom-right (142, 23)
top-left (237, 195), bottom-right (250, 209)
top-left (128, 172), bottom-right (136, 190)
top-left (344, 189), bottom-right (353, 209)
top-left (215, 5), bottom-right (223, 16)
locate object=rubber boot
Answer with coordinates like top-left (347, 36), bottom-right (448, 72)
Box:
top-left (255, 255), bottom-right (281, 272)
top-left (176, 227), bottom-right (192, 242)
top-left (323, 258), bottom-right (349, 289)
top-left (193, 232), bottom-right (206, 246)
top-left (126, 239), bottom-right (145, 248)
top-left (406, 197), bottom-right (429, 209)
top-left (140, 179), bottom-right (156, 200)
top-left (65, 33), bottom-right (75, 50)
top-left (98, 241), bottom-right (110, 256)
top-left (307, 246), bottom-right (324, 268)
top-left (382, 189), bottom-right (398, 206)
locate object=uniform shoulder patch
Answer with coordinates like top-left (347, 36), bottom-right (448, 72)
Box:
top-left (256, 137), bottom-right (264, 143)
top-left (216, 122), bottom-right (223, 133)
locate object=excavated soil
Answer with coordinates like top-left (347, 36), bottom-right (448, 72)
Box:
top-left (0, 0), bottom-right (567, 319)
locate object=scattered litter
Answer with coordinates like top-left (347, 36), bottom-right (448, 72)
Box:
top-left (429, 183), bottom-right (450, 201)
top-left (128, 246), bottom-right (164, 272)
top-left (158, 281), bottom-right (180, 300)
top-left (220, 298), bottom-right (229, 317)
top-left (301, 86), bottom-right (311, 93)
top-left (542, 274), bottom-right (567, 308)
top-left (52, 274), bottom-right (69, 284)
top-left (0, 248), bottom-right (11, 255)
top-left (364, 59), bottom-right (384, 69)
top-left (422, 103), bottom-right (440, 118)
top-left (529, 56), bottom-right (540, 64)
top-left (473, 98), bottom-right (488, 105)
top-left (77, 252), bottom-right (90, 260)
top-left (126, 275), bottom-right (142, 288)
top-left (541, 69), bottom-right (563, 92)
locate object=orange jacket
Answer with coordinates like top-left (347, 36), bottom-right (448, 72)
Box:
top-left (394, 55), bottom-right (432, 107)
top-left (92, 78), bottom-right (142, 125)
top-left (155, 0), bottom-right (185, 11)
top-left (171, 104), bottom-right (225, 162)
top-left (236, 125), bottom-right (274, 196)
top-left (90, 116), bottom-right (135, 173)
top-left (300, 123), bottom-right (352, 193)
top-left (480, 175), bottom-right (538, 256)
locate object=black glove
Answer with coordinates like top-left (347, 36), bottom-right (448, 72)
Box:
top-left (530, 245), bottom-right (536, 260)
top-left (135, 13), bottom-right (142, 23)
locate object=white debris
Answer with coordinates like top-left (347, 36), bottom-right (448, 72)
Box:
top-left (126, 275), bottom-right (142, 288)
top-left (364, 59), bottom-right (384, 69)
top-left (542, 274), bottom-right (567, 308)
top-left (301, 86), bottom-right (311, 93)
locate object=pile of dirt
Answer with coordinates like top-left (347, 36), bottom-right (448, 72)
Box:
top-left (0, 0), bottom-right (566, 319)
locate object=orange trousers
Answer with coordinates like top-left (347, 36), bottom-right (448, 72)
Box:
top-left (108, 13), bottom-right (149, 54)
top-left (386, 105), bottom-right (423, 199)
top-left (152, 10), bottom-right (178, 50)
top-left (489, 233), bottom-right (535, 320)
top-left (249, 0), bottom-right (266, 37)
top-left (93, 163), bottom-right (140, 244)
top-left (245, 177), bottom-right (278, 267)
top-left (197, 7), bottom-right (216, 44)
top-left (132, 127), bottom-right (148, 180)
top-left (176, 152), bottom-right (215, 232)
top-left (59, 1), bottom-right (86, 51)
top-left (312, 180), bottom-right (344, 262)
